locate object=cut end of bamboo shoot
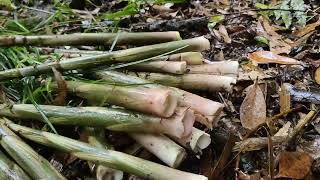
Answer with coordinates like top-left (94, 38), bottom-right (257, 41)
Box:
top-left (162, 107), bottom-right (195, 138)
top-left (169, 52), bottom-right (204, 65)
top-left (130, 133), bottom-right (187, 168)
top-left (171, 128), bottom-right (211, 154)
top-left (148, 88), bottom-right (178, 117)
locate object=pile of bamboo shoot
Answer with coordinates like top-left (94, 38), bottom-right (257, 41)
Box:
top-left (0, 32), bottom-right (238, 180)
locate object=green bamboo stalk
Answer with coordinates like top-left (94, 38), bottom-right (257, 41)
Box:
top-left (187, 61), bottom-right (239, 76)
top-left (0, 37), bottom-right (210, 81)
top-left (63, 80), bottom-right (178, 118)
top-left (93, 71), bottom-right (224, 128)
top-left (4, 120), bottom-right (208, 180)
top-left (128, 61), bottom-right (187, 74)
top-left (0, 32), bottom-right (181, 46)
top-left (0, 104), bottom-right (194, 138)
top-left (84, 127), bottom-right (123, 180)
top-left (41, 49), bottom-right (203, 65)
top-left (0, 150), bottom-right (31, 180)
top-left (127, 72), bottom-right (236, 92)
top-left (0, 119), bottom-right (66, 179)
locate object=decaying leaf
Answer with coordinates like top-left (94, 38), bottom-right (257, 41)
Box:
top-left (218, 25), bottom-right (231, 44)
top-left (315, 67), bottom-right (320, 85)
top-left (278, 151), bottom-right (313, 179)
top-left (256, 17), bottom-right (292, 54)
top-left (294, 18), bottom-right (320, 37)
top-left (52, 67), bottom-right (67, 106)
top-left (248, 51), bottom-right (301, 65)
top-left (240, 82), bottom-right (266, 130)
top-left (279, 83), bottom-right (291, 114)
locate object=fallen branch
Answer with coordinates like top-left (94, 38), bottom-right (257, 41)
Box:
top-left (282, 83), bottom-right (320, 104)
top-left (63, 81), bottom-right (178, 118)
top-left (130, 133), bottom-right (187, 168)
top-left (94, 71), bottom-right (224, 128)
top-left (0, 119), bottom-right (66, 179)
top-left (0, 104), bottom-right (194, 138)
top-left (0, 32), bottom-right (181, 46)
top-left (4, 120), bottom-right (208, 180)
top-left (0, 37), bottom-right (210, 81)
top-left (0, 149), bottom-right (31, 180)
top-left (187, 61), bottom-right (239, 76)
top-left (233, 136), bottom-right (286, 152)
top-left (128, 61), bottom-right (187, 74)
top-left (127, 72), bottom-right (236, 92)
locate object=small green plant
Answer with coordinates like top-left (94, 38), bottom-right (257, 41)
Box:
top-left (255, 0), bottom-right (308, 29)
top-left (102, 0), bottom-right (186, 20)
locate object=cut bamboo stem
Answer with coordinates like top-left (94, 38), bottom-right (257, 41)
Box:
top-left (64, 81), bottom-right (178, 118)
top-left (0, 104), bottom-right (193, 138)
top-left (84, 127), bottom-right (123, 180)
top-left (4, 120), bottom-right (208, 180)
top-left (128, 61), bottom-right (187, 74)
top-left (130, 133), bottom-right (187, 168)
top-left (167, 52), bottom-right (204, 65)
top-left (127, 72), bottom-right (236, 92)
top-left (94, 71), bottom-right (224, 128)
top-left (170, 127), bottom-right (211, 154)
top-left (0, 119), bottom-right (66, 179)
top-left (187, 61), bottom-right (239, 76)
top-left (0, 37), bottom-right (210, 81)
top-left (0, 149), bottom-right (31, 180)
top-left (0, 32), bottom-right (181, 46)
top-left (42, 49), bottom-right (204, 65)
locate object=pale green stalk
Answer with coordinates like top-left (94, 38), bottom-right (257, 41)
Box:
top-left (0, 32), bottom-right (181, 46)
top-left (126, 72), bottom-right (236, 92)
top-left (0, 150), bottom-right (31, 180)
top-left (62, 81), bottom-right (178, 118)
top-left (0, 119), bottom-right (66, 180)
top-left (93, 71), bottom-right (224, 128)
top-left (0, 37), bottom-right (210, 81)
top-left (0, 104), bottom-right (193, 138)
top-left (4, 120), bottom-right (208, 180)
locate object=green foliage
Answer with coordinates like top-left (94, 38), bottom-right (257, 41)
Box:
top-left (208, 15), bottom-right (225, 29)
top-left (255, 0), bottom-right (307, 29)
top-left (102, 0), bottom-right (186, 20)
top-left (0, 0), bottom-right (16, 10)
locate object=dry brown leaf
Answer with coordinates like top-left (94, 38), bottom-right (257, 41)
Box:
top-left (248, 51), bottom-right (301, 65)
top-left (315, 67), bottom-right (320, 85)
top-left (256, 17), bottom-right (292, 54)
top-left (218, 24), bottom-right (231, 44)
top-left (240, 82), bottom-right (266, 130)
top-left (294, 18), bottom-right (320, 37)
top-left (52, 67), bottom-right (67, 106)
top-left (279, 83), bottom-right (291, 114)
top-left (278, 151), bottom-right (313, 179)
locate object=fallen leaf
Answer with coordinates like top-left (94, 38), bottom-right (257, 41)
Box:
top-left (294, 18), bottom-right (320, 37)
top-left (256, 17), bottom-right (292, 54)
top-left (315, 67), bottom-right (320, 85)
top-left (218, 24), bottom-right (231, 44)
top-left (248, 51), bottom-right (301, 65)
top-left (278, 151), bottom-right (313, 179)
top-left (279, 83), bottom-right (291, 114)
top-left (52, 67), bottom-right (67, 106)
top-left (240, 82), bottom-right (266, 130)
